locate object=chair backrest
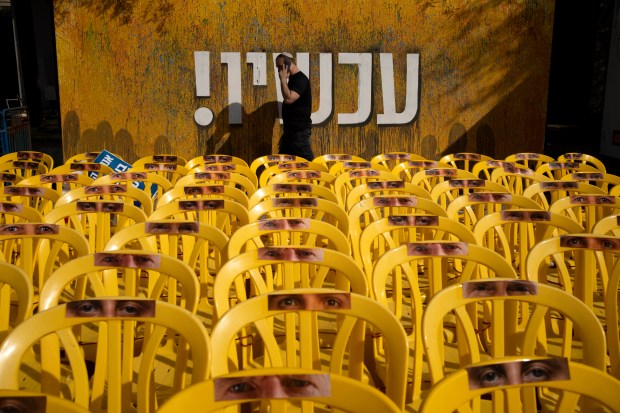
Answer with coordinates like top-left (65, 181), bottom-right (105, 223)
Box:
top-left (311, 153), bottom-right (366, 171)
top-left (190, 162), bottom-right (259, 189)
top-left (345, 180), bottom-right (432, 212)
top-left (0, 390), bottom-right (93, 413)
top-left (3, 185), bottom-right (59, 215)
top-left (0, 263), bottom-right (32, 343)
top-left (55, 184), bottom-right (154, 215)
top-left (561, 171), bottom-right (620, 193)
top-left (439, 153), bottom-right (494, 173)
top-left (249, 183), bottom-right (338, 209)
top-left (471, 159), bottom-right (516, 181)
top-left (392, 160), bottom-right (454, 182)
top-left (490, 166), bottom-right (550, 195)
top-left (592, 213), bottom-right (620, 236)
top-left (370, 152), bottom-right (426, 170)
top-left (134, 162), bottom-right (189, 185)
top-left (248, 197), bottom-right (349, 235)
top-left (0, 151), bottom-right (54, 170)
top-left (19, 172), bottom-right (94, 197)
top-left (266, 169), bottom-right (337, 190)
top-left (210, 288), bottom-right (408, 409)
top-left (44, 200), bottom-right (147, 252)
top-left (549, 194), bottom-right (620, 232)
top-left (505, 152), bottom-right (555, 170)
top-left (0, 299), bottom-right (210, 413)
top-left (558, 152), bottom-right (607, 173)
top-left (259, 161), bottom-right (328, 188)
top-left (49, 161), bottom-right (115, 178)
top-left (410, 167), bottom-right (478, 194)
top-left (0, 160), bottom-right (48, 179)
top-left (472, 210), bottom-right (585, 279)
top-left (157, 367), bottom-right (401, 413)
top-left (419, 357), bottom-right (620, 413)
top-left (606, 260), bottom-right (620, 380)
top-left (430, 178), bottom-right (509, 210)
top-left (522, 180), bottom-right (606, 210)
top-left (94, 170), bottom-right (173, 204)
top-left (213, 248), bottom-right (368, 318)
top-left (175, 171), bottom-right (257, 196)
top-left (422, 281), bottom-right (606, 385)
top-left (327, 161), bottom-right (390, 177)
top-left (158, 184), bottom-right (249, 209)
top-left (187, 154), bottom-right (247, 170)
top-left (0, 200), bottom-right (44, 223)
top-left (150, 197), bottom-right (249, 237)
top-left (226, 218), bottom-right (350, 258)
top-left (535, 161), bottom-right (599, 180)
top-left (333, 168), bottom-right (401, 208)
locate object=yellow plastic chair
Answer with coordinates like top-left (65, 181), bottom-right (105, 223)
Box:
top-left (0, 390), bottom-right (92, 413)
top-left (266, 169), bottom-right (337, 190)
top-left (535, 161), bottom-right (599, 180)
top-left (19, 172), bottom-right (95, 197)
top-left (187, 154), bottom-right (247, 170)
top-left (55, 184), bottom-right (154, 216)
top-left (445, 192), bottom-right (543, 231)
top-left (592, 214), bottom-right (620, 237)
top-left (561, 170), bottom-right (620, 193)
top-left (422, 282), bottom-right (606, 391)
top-left (558, 152), bottom-right (607, 173)
top-left (158, 367), bottom-right (401, 413)
top-left (3, 185), bottom-right (59, 215)
top-left (392, 160), bottom-right (454, 182)
top-left (150, 198), bottom-right (248, 237)
top-left (175, 170), bottom-right (257, 196)
top-left (94, 170), bottom-right (173, 204)
top-left (188, 162), bottom-right (259, 189)
top-left (0, 160), bottom-right (48, 179)
top-left (210, 288), bottom-right (408, 409)
top-left (0, 263), bottom-right (32, 343)
top-left (327, 160), bottom-right (390, 177)
top-left (0, 150), bottom-right (54, 171)
top-left (49, 161), bottom-right (115, 178)
top-left (549, 194), bottom-right (620, 232)
top-left (472, 210), bottom-right (584, 279)
top-left (158, 183), bottom-right (249, 209)
top-left (439, 153), bottom-right (494, 173)
top-left (249, 197), bottom-right (349, 235)
top-left (333, 168), bottom-right (401, 208)
top-left (525, 234), bottom-right (620, 312)
top-left (0, 299), bottom-right (210, 413)
top-left (249, 154), bottom-right (309, 177)
top-left (213, 248), bottom-right (368, 318)
top-left (44, 200), bottom-right (147, 252)
top-left (312, 153), bottom-right (366, 170)
top-left (345, 180), bottom-right (433, 213)
top-left (0, 200), bottom-right (44, 224)
top-left (227, 218), bottom-right (350, 258)
top-left (430, 178), bottom-right (510, 210)
top-left (371, 152), bottom-right (426, 170)
top-left (606, 260), bottom-right (620, 380)
top-left (131, 163), bottom-right (189, 186)
top-left (505, 152), bottom-right (555, 170)
top-left (522, 180), bottom-right (606, 210)
top-left (471, 159), bottom-right (517, 181)
top-left (419, 357), bottom-right (620, 413)
top-left (105, 220), bottom-right (229, 328)
top-left (258, 161), bottom-right (327, 188)
top-left (410, 168), bottom-right (478, 194)
top-left (348, 196), bottom-right (448, 259)
top-left (134, 154), bottom-right (188, 167)
top-left (490, 165), bottom-right (550, 195)
top-left (64, 151), bottom-right (106, 164)
top-left (358, 215), bottom-right (476, 283)
top-left (248, 182), bottom-right (338, 209)
top-left (0, 224), bottom-right (90, 297)
top-left (0, 173), bottom-right (24, 191)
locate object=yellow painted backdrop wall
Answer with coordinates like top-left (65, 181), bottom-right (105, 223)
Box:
top-left (54, 0), bottom-right (555, 164)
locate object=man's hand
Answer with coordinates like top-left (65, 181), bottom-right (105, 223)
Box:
top-left (279, 64), bottom-right (289, 82)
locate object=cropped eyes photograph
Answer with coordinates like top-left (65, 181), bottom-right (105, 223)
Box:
top-left (373, 196), bottom-right (417, 207)
top-left (278, 162), bottom-right (309, 170)
top-left (323, 154), bottom-right (351, 161)
top-left (0, 396), bottom-right (46, 413)
top-left (40, 174), bottom-right (78, 182)
top-left (468, 192), bottom-right (512, 202)
top-left (348, 169), bottom-right (379, 177)
top-left (343, 162), bottom-right (371, 169)
top-left (195, 172), bottom-right (230, 180)
top-left (559, 235), bottom-right (620, 251)
top-left (258, 247), bottom-right (324, 262)
top-left (0, 174), bottom-right (17, 182)
top-left (426, 169), bottom-right (457, 176)
top-left (572, 172), bottom-right (604, 180)
top-left (267, 154), bottom-right (296, 161)
top-left (383, 153), bottom-right (410, 159)
top-left (570, 195), bottom-right (616, 204)
top-left (272, 197), bottom-right (318, 207)
top-left (267, 292), bottom-right (351, 311)
top-left (152, 155), bottom-right (178, 163)
top-left (144, 163), bottom-right (177, 171)
top-left (94, 252), bottom-right (161, 269)
top-left (286, 170), bottom-right (320, 179)
top-left (214, 374), bottom-right (331, 401)
top-left (540, 181), bottom-right (579, 189)
top-left (17, 151), bottom-right (43, 160)
top-left (501, 210), bottom-right (551, 222)
top-left (178, 199), bottom-right (225, 210)
top-left (407, 241), bottom-right (468, 256)
top-left (462, 280), bottom-right (538, 298)
top-left (76, 201), bottom-right (124, 212)
top-left (0, 203), bottom-right (23, 213)
top-left (388, 215), bottom-right (439, 226)
top-left (467, 358), bottom-right (570, 389)
top-left (448, 179), bottom-right (485, 188)
top-left (204, 163), bottom-right (236, 171)
top-left (110, 172), bottom-right (147, 180)
top-left (4, 186), bottom-right (43, 196)
top-left (257, 218), bottom-right (310, 230)
top-left (70, 162), bottom-right (100, 171)
top-left (273, 183), bottom-right (312, 193)
top-left (204, 155), bottom-right (232, 163)
top-left (0, 223), bottom-right (59, 236)
top-left (183, 185), bottom-right (224, 195)
top-left (503, 166), bottom-right (534, 175)
top-left (84, 185), bottom-right (127, 194)
top-left (145, 221), bottom-right (200, 234)
top-left (366, 181), bottom-right (405, 189)
top-left (65, 299), bottom-right (156, 318)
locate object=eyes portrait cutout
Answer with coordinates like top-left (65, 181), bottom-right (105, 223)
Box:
top-left (278, 162), bottom-right (309, 170)
top-left (500, 210), bottom-right (551, 222)
top-left (145, 221), bottom-right (199, 234)
top-left (0, 202), bottom-right (23, 213)
top-left (76, 201), bottom-right (124, 212)
top-left (462, 279), bottom-right (538, 298)
top-left (12, 161), bottom-right (40, 169)
top-left (425, 168), bottom-right (457, 176)
top-left (383, 153), bottom-right (411, 160)
top-left (514, 153), bottom-right (540, 160)
top-left (366, 181), bottom-right (405, 189)
top-left (195, 172), bottom-right (231, 180)
top-left (373, 196), bottom-right (417, 207)
top-left (66, 299), bottom-right (156, 318)
top-left (70, 163), bottom-right (101, 171)
top-left (453, 153), bottom-right (481, 160)
top-left (84, 185), bottom-right (127, 195)
top-left (178, 199), bottom-right (225, 210)
top-left (17, 151), bottom-right (44, 160)
top-left (4, 186), bottom-right (43, 196)
top-left (183, 185), bottom-right (225, 195)
top-left (267, 155), bottom-right (296, 161)
top-left (40, 174), bottom-right (78, 182)
top-left (268, 292), bottom-right (351, 311)
top-left (0, 174), bottom-right (17, 181)
top-left (388, 215), bottom-right (439, 227)
top-left (0, 396), bottom-right (46, 413)
top-left (467, 192), bottom-right (512, 203)
top-left (273, 184), bottom-right (313, 193)
top-left (409, 161), bottom-right (437, 168)
top-left (110, 172), bottom-right (147, 180)
top-left (467, 357), bottom-right (570, 389)
top-left (257, 247), bottom-right (324, 262)
top-left (214, 373), bottom-right (331, 401)
top-left (324, 154), bottom-right (351, 161)
top-left (343, 162), bottom-right (372, 169)
top-left (572, 172), bottom-right (603, 181)
top-left (286, 170), bottom-right (320, 179)
top-left (94, 252), bottom-right (161, 269)
top-left (540, 181), bottom-right (579, 190)
top-left (0, 223), bottom-right (59, 236)
top-left (486, 161), bottom-right (513, 168)
top-left (348, 169), bottom-right (380, 178)
top-left (153, 155), bottom-right (178, 163)
top-left (407, 242), bottom-right (468, 256)
top-left (559, 235), bottom-right (620, 251)
top-left (272, 197), bottom-right (318, 207)
top-left (257, 218), bottom-right (310, 230)
top-left (563, 153), bottom-right (583, 160)
top-left (448, 179), bottom-right (485, 188)
top-left (502, 166), bottom-right (534, 176)
top-left (569, 195), bottom-right (616, 205)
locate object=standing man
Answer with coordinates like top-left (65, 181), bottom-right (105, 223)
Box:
top-left (276, 53), bottom-right (314, 161)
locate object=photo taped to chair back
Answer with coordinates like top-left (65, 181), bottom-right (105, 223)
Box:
top-left (13, 161), bottom-right (41, 169)
top-left (178, 199), bottom-right (225, 210)
top-left (559, 235), bottom-right (620, 251)
top-left (0, 173), bottom-right (17, 182)
top-left (4, 186), bottom-right (43, 196)
top-left (373, 196), bottom-right (417, 207)
top-left (454, 153), bottom-right (481, 160)
top-left (110, 172), bottom-right (147, 180)
top-left (258, 247), bottom-right (324, 262)
top-left (388, 215), bottom-right (438, 227)
top-left (66, 298), bottom-right (156, 318)
top-left (0, 202), bottom-right (23, 213)
top-left (70, 163), bottom-right (101, 171)
top-left (366, 181), bottom-right (405, 189)
top-left (268, 292), bottom-right (351, 311)
top-left (383, 153), bottom-right (411, 160)
top-left (273, 183), bottom-right (313, 193)
top-left (76, 201), bottom-right (124, 213)
top-left (0, 396), bottom-right (46, 413)
top-left (278, 162), bottom-right (309, 170)
top-left (448, 179), bottom-right (485, 188)
top-left (540, 181), bottom-right (579, 190)
top-left (214, 373), bottom-right (331, 401)
top-left (425, 168), bottom-right (457, 176)
top-left (462, 279), bottom-right (538, 298)
top-left (348, 169), bottom-right (379, 178)
top-left (272, 197), bottom-right (318, 207)
top-left (17, 151), bottom-right (44, 160)
top-left (343, 161), bottom-right (372, 169)
top-left (468, 192), bottom-right (512, 203)
top-left (84, 185), bottom-right (127, 194)
top-left (153, 155), bottom-right (178, 163)
top-left (145, 221), bottom-right (199, 234)
top-left (286, 170), bottom-right (321, 179)
top-left (572, 172), bottom-right (604, 181)
top-left (409, 160), bottom-right (437, 168)
top-left (40, 174), bottom-right (78, 183)
top-left (569, 195), bottom-right (616, 205)
top-left (324, 154), bottom-right (352, 161)
top-left (94, 252), bottom-right (161, 269)
top-left (257, 218), bottom-right (310, 230)
top-left (0, 223), bottom-right (59, 236)
top-left (466, 357), bottom-right (569, 389)
top-left (183, 185), bottom-right (225, 195)
top-left (195, 172), bottom-right (231, 180)
top-left (501, 210), bottom-right (551, 222)
top-left (407, 241), bottom-right (468, 256)
top-left (267, 155), bottom-right (296, 161)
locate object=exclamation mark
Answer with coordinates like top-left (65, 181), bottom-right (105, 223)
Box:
top-left (194, 51), bottom-right (213, 126)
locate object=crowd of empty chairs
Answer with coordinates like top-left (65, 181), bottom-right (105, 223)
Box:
top-left (0, 149), bottom-right (618, 412)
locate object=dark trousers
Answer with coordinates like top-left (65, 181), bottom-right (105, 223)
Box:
top-left (278, 129), bottom-right (314, 161)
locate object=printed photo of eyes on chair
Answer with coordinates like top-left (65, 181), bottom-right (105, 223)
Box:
top-left (257, 218), bottom-right (310, 230)
top-left (257, 247), bottom-right (324, 262)
top-left (559, 235), bottom-right (620, 251)
top-left (0, 223), bottom-right (59, 235)
top-left (466, 357), bottom-right (569, 389)
top-left (267, 292), bottom-right (351, 311)
top-left (0, 396), bottom-right (46, 413)
top-left (65, 299), bottom-right (155, 318)
top-left (94, 252), bottom-right (161, 268)
top-left (214, 374), bottom-right (331, 401)
top-left (407, 242), bottom-right (468, 256)
top-left (462, 279), bottom-right (538, 298)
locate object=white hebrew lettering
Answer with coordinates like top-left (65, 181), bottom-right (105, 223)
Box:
top-left (377, 53), bottom-right (419, 124)
top-left (337, 53), bottom-right (372, 125)
top-left (221, 52), bottom-right (242, 124)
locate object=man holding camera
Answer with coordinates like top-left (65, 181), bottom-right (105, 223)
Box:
top-left (276, 52), bottom-right (314, 161)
